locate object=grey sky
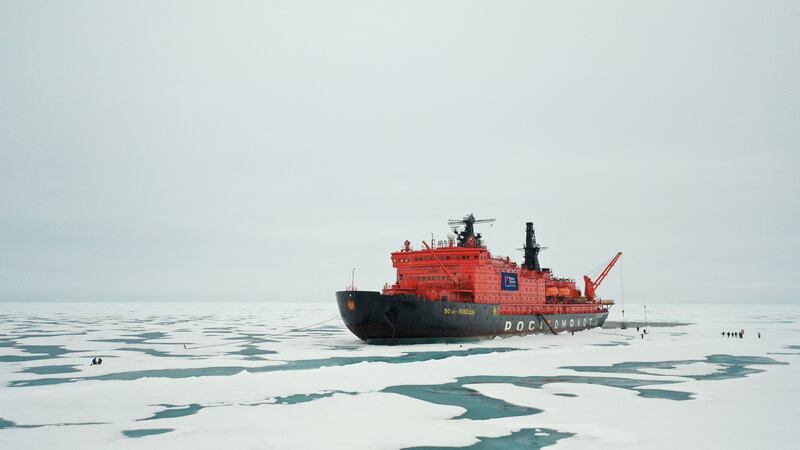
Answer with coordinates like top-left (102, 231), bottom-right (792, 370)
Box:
top-left (1, 1), bottom-right (798, 303)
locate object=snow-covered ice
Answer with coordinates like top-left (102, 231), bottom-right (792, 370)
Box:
top-left (0, 302), bottom-right (797, 449)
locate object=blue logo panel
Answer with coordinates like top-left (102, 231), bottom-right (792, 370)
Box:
top-left (501, 272), bottom-right (519, 291)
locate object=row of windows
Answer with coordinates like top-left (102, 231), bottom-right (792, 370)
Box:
top-left (417, 275), bottom-right (448, 281)
top-left (400, 266), bottom-right (458, 272)
top-left (395, 254), bottom-right (483, 263)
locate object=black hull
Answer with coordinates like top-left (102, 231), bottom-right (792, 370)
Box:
top-left (336, 291), bottom-right (609, 344)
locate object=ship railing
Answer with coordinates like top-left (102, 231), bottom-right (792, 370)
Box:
top-left (499, 304), bottom-right (600, 316)
top-left (345, 285), bottom-right (357, 292)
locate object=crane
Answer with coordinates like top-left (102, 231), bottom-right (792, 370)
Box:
top-left (583, 252), bottom-right (622, 300)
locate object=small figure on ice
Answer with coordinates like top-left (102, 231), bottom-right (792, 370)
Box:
top-left (90, 357), bottom-right (103, 366)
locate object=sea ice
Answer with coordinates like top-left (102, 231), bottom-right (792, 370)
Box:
top-left (0, 302), bottom-right (797, 449)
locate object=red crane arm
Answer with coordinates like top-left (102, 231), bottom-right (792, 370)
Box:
top-left (593, 252), bottom-right (622, 290)
top-left (583, 252), bottom-right (622, 300)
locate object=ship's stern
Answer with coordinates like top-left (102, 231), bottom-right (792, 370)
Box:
top-left (335, 290), bottom-right (389, 341)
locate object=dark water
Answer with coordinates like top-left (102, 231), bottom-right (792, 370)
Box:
top-left (561, 354), bottom-right (787, 381)
top-left (229, 345), bottom-right (278, 357)
top-left (0, 418), bottom-right (106, 429)
top-left (9, 347), bottom-right (519, 387)
top-left (405, 428), bottom-right (575, 450)
top-left (139, 404), bottom-right (204, 421)
top-left (122, 428), bottom-right (174, 438)
top-left (272, 391), bottom-right (356, 405)
top-left (19, 364), bottom-right (80, 375)
top-left (384, 373), bottom-right (694, 412)
top-left (385, 383), bottom-right (543, 420)
top-left (0, 344), bottom-right (77, 363)
top-left (116, 347), bottom-right (196, 358)
top-left (91, 331), bottom-right (171, 345)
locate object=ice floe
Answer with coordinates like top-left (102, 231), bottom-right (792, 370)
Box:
top-left (0, 301), bottom-right (798, 449)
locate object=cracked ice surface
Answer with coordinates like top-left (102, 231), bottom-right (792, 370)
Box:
top-left (0, 302), bottom-right (798, 449)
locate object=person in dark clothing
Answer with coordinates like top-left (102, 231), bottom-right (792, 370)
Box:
top-left (758, 332), bottom-right (761, 338)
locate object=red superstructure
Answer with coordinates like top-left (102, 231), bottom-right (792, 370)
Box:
top-left (382, 214), bottom-right (618, 316)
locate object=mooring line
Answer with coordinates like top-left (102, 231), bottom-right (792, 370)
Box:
top-left (182, 316), bottom-right (341, 350)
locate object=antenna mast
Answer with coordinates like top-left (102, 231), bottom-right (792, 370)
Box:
top-left (447, 213), bottom-right (495, 248)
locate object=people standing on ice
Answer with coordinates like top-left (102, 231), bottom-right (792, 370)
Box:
top-left (90, 357), bottom-right (102, 366)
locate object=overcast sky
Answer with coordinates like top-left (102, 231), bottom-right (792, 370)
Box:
top-left (1, 1), bottom-right (798, 303)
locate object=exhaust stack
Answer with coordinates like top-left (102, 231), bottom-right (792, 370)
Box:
top-left (523, 222), bottom-right (541, 271)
